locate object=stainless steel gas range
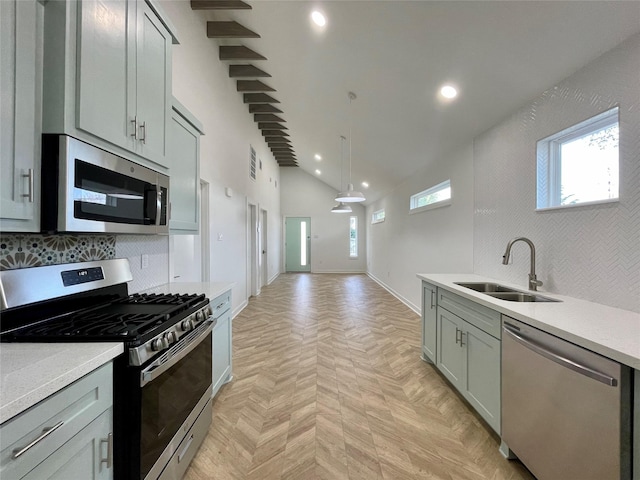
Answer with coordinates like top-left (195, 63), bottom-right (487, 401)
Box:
top-left (0, 259), bottom-right (213, 480)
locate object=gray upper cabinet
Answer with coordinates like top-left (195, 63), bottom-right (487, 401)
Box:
top-left (169, 100), bottom-right (204, 233)
top-left (0, 0), bottom-right (43, 232)
top-left (43, 0), bottom-right (177, 170)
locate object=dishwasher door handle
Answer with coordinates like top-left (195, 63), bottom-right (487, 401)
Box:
top-left (502, 325), bottom-right (617, 387)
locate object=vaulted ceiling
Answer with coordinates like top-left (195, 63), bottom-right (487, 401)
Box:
top-left (193, 0), bottom-right (640, 204)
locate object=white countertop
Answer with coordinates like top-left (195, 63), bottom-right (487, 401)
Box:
top-left (417, 273), bottom-right (640, 369)
top-left (0, 343), bottom-right (123, 424)
top-left (141, 282), bottom-right (234, 300)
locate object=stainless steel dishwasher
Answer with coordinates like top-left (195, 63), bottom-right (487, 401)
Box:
top-left (501, 317), bottom-right (631, 480)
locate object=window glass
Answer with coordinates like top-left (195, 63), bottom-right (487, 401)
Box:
top-left (537, 107), bottom-right (619, 209)
top-left (349, 216), bottom-right (358, 258)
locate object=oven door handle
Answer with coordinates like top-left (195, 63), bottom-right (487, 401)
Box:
top-left (140, 319), bottom-right (215, 387)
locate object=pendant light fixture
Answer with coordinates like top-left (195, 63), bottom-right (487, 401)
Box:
top-left (331, 136), bottom-right (352, 213)
top-left (335, 92), bottom-right (366, 203)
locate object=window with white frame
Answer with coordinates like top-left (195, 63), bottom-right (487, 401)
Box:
top-left (410, 179), bottom-right (451, 212)
top-left (536, 107), bottom-right (619, 209)
top-left (371, 209), bottom-right (385, 224)
top-left (349, 216), bottom-right (358, 258)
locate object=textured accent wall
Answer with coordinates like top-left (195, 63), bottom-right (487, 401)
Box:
top-left (474, 34), bottom-right (639, 312)
top-left (115, 235), bottom-right (169, 293)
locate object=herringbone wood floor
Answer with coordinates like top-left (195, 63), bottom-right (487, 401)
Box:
top-left (184, 273), bottom-right (534, 480)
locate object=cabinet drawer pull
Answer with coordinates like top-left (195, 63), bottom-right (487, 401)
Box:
top-left (100, 433), bottom-right (113, 468)
top-left (430, 290), bottom-right (435, 309)
top-left (21, 169), bottom-right (34, 203)
top-left (131, 117), bottom-right (139, 140)
top-left (455, 328), bottom-right (461, 344)
top-left (460, 331), bottom-right (466, 347)
top-left (12, 421), bottom-right (64, 459)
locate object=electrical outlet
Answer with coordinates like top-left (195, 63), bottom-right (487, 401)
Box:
top-left (141, 254), bottom-right (149, 269)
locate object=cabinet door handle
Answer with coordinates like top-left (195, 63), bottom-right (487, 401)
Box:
top-left (100, 433), bottom-right (113, 468)
top-left (21, 169), bottom-right (34, 203)
top-left (430, 290), bottom-right (435, 309)
top-left (455, 327), bottom-right (460, 344)
top-left (131, 117), bottom-right (139, 140)
top-left (12, 421), bottom-right (64, 459)
top-left (139, 121), bottom-right (146, 144)
top-left (460, 331), bottom-right (466, 347)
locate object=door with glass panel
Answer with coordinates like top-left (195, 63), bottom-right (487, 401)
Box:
top-left (285, 217), bottom-right (311, 272)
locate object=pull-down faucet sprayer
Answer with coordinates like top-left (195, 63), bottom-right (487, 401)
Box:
top-left (502, 237), bottom-right (543, 291)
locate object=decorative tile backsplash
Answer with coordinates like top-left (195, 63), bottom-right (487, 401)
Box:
top-left (0, 234), bottom-right (116, 270)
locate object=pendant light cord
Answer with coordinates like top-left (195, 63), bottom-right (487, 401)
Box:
top-left (348, 92), bottom-right (356, 185)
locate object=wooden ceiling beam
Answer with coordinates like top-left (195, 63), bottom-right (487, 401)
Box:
top-left (243, 93), bottom-right (279, 104)
top-left (230, 65), bottom-right (271, 78)
top-left (249, 105), bottom-right (283, 114)
top-left (237, 80), bottom-right (275, 92)
top-left (219, 46), bottom-right (266, 61)
top-left (258, 122), bottom-right (287, 130)
top-left (191, 0), bottom-right (251, 10)
top-left (266, 137), bottom-right (291, 144)
top-left (262, 130), bottom-right (289, 137)
top-left (254, 114), bottom-right (285, 122)
top-left (207, 21), bottom-right (260, 38)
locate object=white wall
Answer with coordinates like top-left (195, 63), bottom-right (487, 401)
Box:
top-left (473, 33), bottom-right (640, 313)
top-left (366, 144), bottom-right (475, 311)
top-left (280, 168), bottom-right (366, 273)
top-left (136, 1), bottom-right (283, 313)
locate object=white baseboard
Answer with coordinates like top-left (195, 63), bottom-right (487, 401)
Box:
top-left (366, 272), bottom-right (420, 315)
top-left (309, 270), bottom-right (367, 274)
top-left (267, 272), bottom-right (280, 285)
top-left (232, 299), bottom-right (248, 319)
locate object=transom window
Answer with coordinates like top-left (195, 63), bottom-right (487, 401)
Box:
top-left (536, 107), bottom-right (619, 210)
top-left (371, 209), bottom-right (385, 224)
top-left (410, 180), bottom-right (451, 212)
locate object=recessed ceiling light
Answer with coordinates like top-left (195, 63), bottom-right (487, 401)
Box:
top-left (315, 169), bottom-right (321, 175)
top-left (361, 182), bottom-right (369, 188)
top-left (314, 154), bottom-right (322, 161)
top-left (440, 85), bottom-right (458, 99)
top-left (311, 11), bottom-right (326, 27)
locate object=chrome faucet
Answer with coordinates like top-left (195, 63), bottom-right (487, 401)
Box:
top-left (502, 237), bottom-right (543, 291)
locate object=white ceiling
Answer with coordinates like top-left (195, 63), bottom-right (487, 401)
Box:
top-left (201, 1), bottom-right (640, 204)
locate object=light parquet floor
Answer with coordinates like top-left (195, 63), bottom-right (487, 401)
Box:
top-left (184, 273), bottom-right (535, 480)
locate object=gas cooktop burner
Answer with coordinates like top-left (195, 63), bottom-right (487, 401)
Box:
top-left (2, 292), bottom-right (207, 343)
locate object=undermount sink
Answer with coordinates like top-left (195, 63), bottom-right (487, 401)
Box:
top-left (454, 282), bottom-right (561, 303)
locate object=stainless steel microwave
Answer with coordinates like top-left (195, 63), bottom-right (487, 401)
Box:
top-left (41, 135), bottom-right (169, 234)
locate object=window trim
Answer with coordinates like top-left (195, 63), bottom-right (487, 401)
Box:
top-left (371, 209), bottom-right (385, 224)
top-left (409, 179), bottom-right (452, 214)
top-left (536, 106), bottom-right (619, 210)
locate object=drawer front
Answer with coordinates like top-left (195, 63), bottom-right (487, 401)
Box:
top-left (0, 362), bottom-right (113, 479)
top-left (210, 291), bottom-right (231, 320)
top-left (438, 289), bottom-right (501, 339)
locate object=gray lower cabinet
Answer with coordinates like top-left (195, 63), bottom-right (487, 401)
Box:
top-left (169, 99), bottom-right (204, 233)
top-left (43, 0), bottom-right (176, 170)
top-left (0, 0), bottom-right (43, 232)
top-left (211, 290), bottom-right (233, 397)
top-left (426, 282), bottom-right (501, 434)
top-left (0, 362), bottom-right (114, 479)
top-left (421, 282), bottom-right (437, 362)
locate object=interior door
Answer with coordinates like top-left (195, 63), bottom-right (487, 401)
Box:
top-left (285, 217), bottom-right (311, 272)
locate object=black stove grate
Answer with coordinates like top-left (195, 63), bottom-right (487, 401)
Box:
top-left (1, 292), bottom-right (208, 343)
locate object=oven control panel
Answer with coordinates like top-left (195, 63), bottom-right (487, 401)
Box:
top-left (129, 302), bottom-right (212, 366)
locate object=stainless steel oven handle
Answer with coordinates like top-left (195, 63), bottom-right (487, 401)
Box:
top-left (502, 325), bottom-right (617, 387)
top-left (140, 319), bottom-right (215, 387)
